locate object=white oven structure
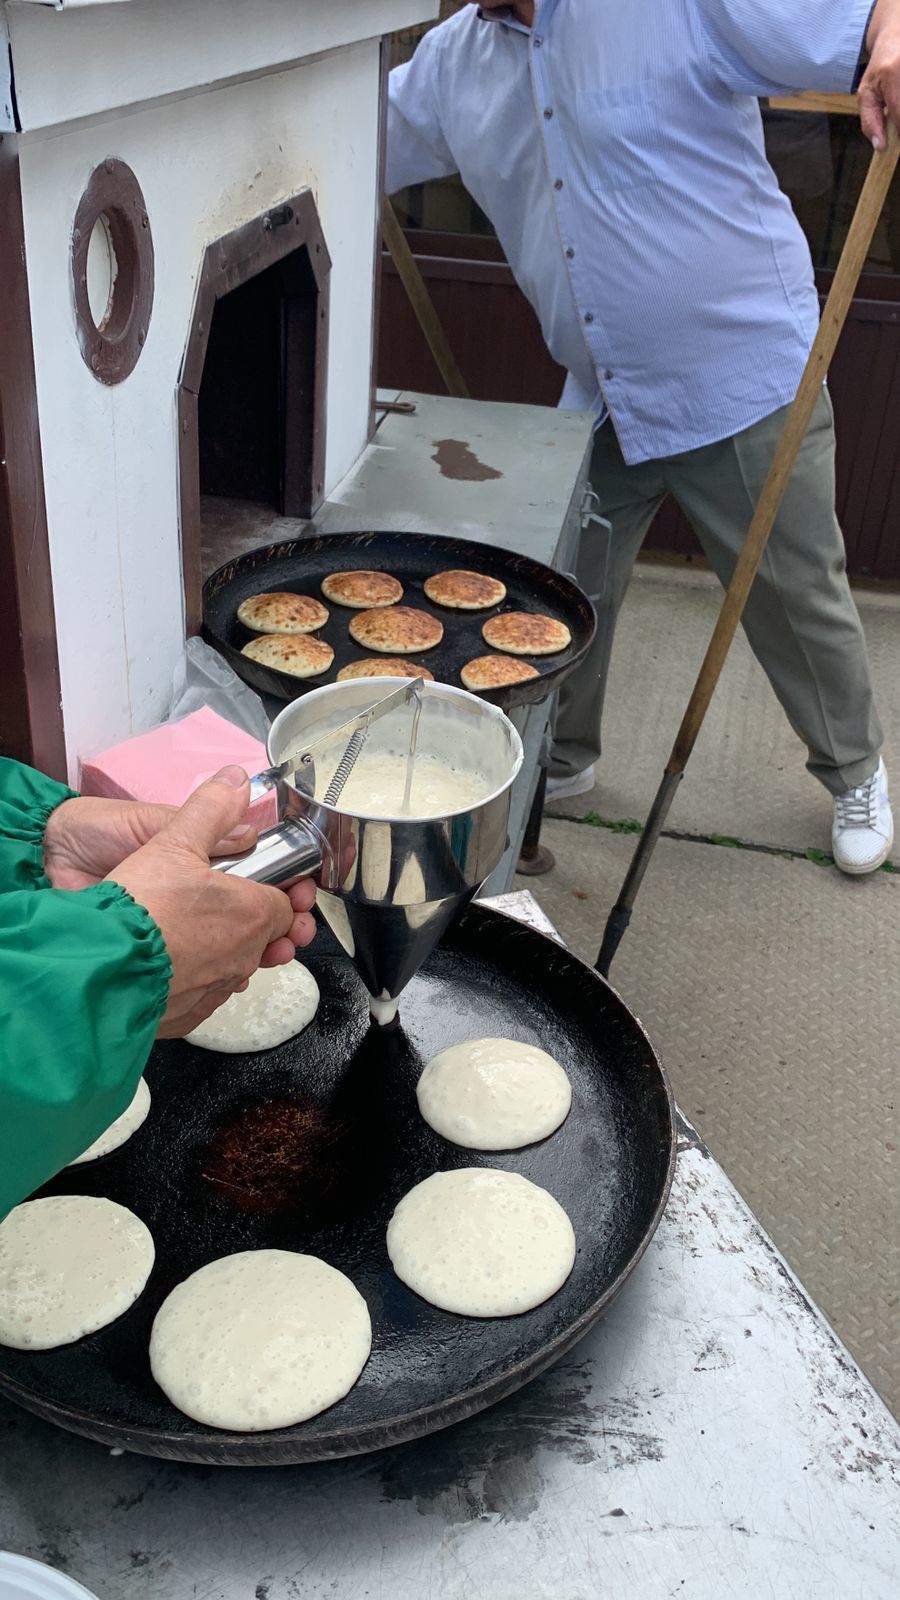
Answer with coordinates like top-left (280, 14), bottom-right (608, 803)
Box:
top-left (0, 0), bottom-right (436, 780)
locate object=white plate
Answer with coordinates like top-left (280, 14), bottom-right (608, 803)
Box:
top-left (0, 1554), bottom-right (100, 1600)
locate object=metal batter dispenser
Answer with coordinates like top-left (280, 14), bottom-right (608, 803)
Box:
top-left (217, 678), bottom-right (524, 1018)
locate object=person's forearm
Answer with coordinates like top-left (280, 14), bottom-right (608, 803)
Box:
top-left (0, 882), bottom-right (169, 1215)
top-left (868, 0), bottom-right (900, 55)
top-left (860, 0), bottom-right (900, 146)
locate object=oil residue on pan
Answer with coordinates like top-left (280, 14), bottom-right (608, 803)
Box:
top-left (0, 907), bottom-right (674, 1468)
top-left (202, 530), bottom-right (596, 711)
top-left (201, 1098), bottom-right (349, 1217)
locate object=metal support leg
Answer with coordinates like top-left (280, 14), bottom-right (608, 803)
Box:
top-left (516, 768), bottom-right (555, 877)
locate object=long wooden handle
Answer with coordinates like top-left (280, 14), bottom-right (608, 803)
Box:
top-left (381, 199), bottom-right (470, 400)
top-left (667, 119), bottom-right (900, 777)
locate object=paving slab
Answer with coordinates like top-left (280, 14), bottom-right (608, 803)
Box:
top-left (517, 821), bottom-right (900, 1416)
top-left (550, 563), bottom-right (900, 863)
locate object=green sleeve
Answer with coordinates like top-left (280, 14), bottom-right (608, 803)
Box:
top-left (0, 881), bottom-right (172, 1217)
top-left (0, 756), bottom-right (76, 893)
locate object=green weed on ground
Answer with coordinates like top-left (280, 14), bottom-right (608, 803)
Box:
top-left (560, 812), bottom-right (898, 874)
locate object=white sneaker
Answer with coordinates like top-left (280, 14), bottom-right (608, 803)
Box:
top-left (546, 765), bottom-right (595, 802)
top-left (832, 759), bottom-right (894, 876)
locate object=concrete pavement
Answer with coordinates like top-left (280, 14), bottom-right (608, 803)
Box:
top-left (521, 562), bottom-right (899, 1414)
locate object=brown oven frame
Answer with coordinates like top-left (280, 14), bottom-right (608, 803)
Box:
top-left (369, 37), bottom-right (391, 438)
top-left (177, 189), bottom-right (331, 634)
top-left (0, 134), bottom-right (67, 780)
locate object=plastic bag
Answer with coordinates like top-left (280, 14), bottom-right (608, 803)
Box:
top-left (164, 636), bottom-right (270, 742)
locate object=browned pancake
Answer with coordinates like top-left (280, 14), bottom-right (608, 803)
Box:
top-left (237, 591), bottom-right (329, 634)
top-left (460, 655), bottom-right (541, 692)
top-left (321, 570), bottom-right (404, 609)
top-left (348, 607), bottom-right (444, 654)
top-left (241, 633), bottom-right (334, 679)
top-left (337, 658), bottom-right (435, 682)
top-left (423, 569), bottom-right (507, 611)
top-left (481, 611), bottom-right (571, 657)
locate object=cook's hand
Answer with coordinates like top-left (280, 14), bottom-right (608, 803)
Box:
top-left (103, 767), bottom-right (317, 1039)
top-left (43, 795), bottom-right (258, 891)
top-left (860, 0), bottom-right (900, 150)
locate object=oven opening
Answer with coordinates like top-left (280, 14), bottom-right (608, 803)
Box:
top-left (199, 249), bottom-right (317, 518)
top-left (178, 192), bottom-right (331, 633)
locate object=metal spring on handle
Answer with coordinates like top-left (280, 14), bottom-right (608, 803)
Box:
top-left (323, 728), bottom-right (367, 807)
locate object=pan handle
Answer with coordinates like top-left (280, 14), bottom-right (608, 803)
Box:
top-left (571, 509), bottom-right (612, 604)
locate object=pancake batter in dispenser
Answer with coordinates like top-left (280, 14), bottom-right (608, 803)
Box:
top-left (216, 678), bottom-right (524, 1024)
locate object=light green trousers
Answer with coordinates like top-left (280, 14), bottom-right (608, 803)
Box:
top-left (553, 391), bottom-right (883, 797)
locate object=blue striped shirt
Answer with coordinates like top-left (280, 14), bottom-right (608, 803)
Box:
top-left (387, 0), bottom-right (874, 463)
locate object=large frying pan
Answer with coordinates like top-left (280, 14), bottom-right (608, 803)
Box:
top-left (0, 906), bottom-right (675, 1467)
top-left (202, 530), bottom-right (596, 710)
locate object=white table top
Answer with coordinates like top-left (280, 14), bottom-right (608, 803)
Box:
top-left (1, 893), bottom-right (898, 1600)
top-left (321, 391), bottom-right (594, 562)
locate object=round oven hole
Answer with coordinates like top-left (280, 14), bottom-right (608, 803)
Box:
top-left (86, 212), bottom-right (118, 332)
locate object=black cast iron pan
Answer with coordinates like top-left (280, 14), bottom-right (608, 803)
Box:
top-left (202, 530), bottom-right (596, 710)
top-left (0, 906), bottom-right (674, 1467)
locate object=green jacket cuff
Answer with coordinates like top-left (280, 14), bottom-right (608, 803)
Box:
top-left (0, 756), bottom-right (77, 893)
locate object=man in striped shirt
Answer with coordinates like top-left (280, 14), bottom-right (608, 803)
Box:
top-left (388, 0), bottom-right (899, 874)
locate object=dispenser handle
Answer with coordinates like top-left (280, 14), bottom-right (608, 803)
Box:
top-left (213, 818), bottom-right (324, 888)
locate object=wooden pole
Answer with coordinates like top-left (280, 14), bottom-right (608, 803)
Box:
top-left (381, 199), bottom-right (470, 400)
top-left (596, 120), bottom-right (900, 978)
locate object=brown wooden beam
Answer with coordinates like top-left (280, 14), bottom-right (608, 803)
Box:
top-left (381, 199), bottom-right (470, 400)
top-left (0, 134), bottom-right (66, 780)
top-left (768, 92), bottom-right (860, 116)
top-left (370, 36), bottom-right (391, 438)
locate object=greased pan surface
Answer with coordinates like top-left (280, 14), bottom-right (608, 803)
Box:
top-left (202, 530), bottom-right (596, 709)
top-left (0, 907), bottom-right (674, 1466)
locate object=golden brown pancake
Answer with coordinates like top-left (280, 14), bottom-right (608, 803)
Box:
top-left (337, 658), bottom-right (435, 682)
top-left (348, 607), bottom-right (444, 654)
top-left (481, 612), bottom-right (571, 657)
top-left (424, 569), bottom-right (507, 611)
top-left (321, 570), bottom-right (403, 609)
top-left (241, 633), bottom-right (334, 678)
top-left (460, 655), bottom-right (541, 692)
top-left (237, 591), bottom-right (329, 634)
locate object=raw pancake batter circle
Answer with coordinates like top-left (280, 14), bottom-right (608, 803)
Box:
top-left (68, 1077), bottom-right (151, 1165)
top-left (150, 1250), bottom-right (372, 1431)
top-left (0, 1196), bottom-right (155, 1350)
top-left (416, 1037), bottom-right (572, 1150)
top-left (387, 1168), bottom-right (576, 1318)
top-left (185, 961), bottom-right (319, 1053)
